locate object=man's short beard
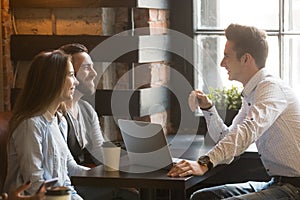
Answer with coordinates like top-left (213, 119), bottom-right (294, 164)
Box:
top-left (76, 79), bottom-right (95, 96)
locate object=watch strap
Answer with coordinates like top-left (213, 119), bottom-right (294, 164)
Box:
top-left (198, 155), bottom-right (213, 171)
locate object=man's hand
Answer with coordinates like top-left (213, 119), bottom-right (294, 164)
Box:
top-left (167, 160), bottom-right (209, 177)
top-left (188, 90), bottom-right (213, 112)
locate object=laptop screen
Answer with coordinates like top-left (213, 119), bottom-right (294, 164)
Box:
top-left (118, 119), bottom-right (174, 170)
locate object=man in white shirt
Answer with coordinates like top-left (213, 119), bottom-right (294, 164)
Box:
top-left (168, 24), bottom-right (300, 199)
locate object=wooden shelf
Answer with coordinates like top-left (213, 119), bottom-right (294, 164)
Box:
top-left (10, 35), bottom-right (107, 61)
top-left (10, 0), bottom-right (169, 9)
top-left (90, 34), bottom-right (170, 63)
top-left (10, 34), bottom-right (170, 63)
top-left (9, 1), bottom-right (170, 117)
top-left (95, 87), bottom-right (170, 116)
top-left (11, 87), bottom-right (170, 117)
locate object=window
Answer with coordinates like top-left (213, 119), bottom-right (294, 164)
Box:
top-left (194, 0), bottom-right (300, 100)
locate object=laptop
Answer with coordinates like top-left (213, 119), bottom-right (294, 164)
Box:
top-left (118, 119), bottom-right (180, 172)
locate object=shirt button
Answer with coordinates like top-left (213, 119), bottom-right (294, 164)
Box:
top-left (220, 132), bottom-right (222, 135)
top-left (250, 118), bottom-right (254, 121)
top-left (258, 154), bottom-right (261, 157)
top-left (266, 169), bottom-right (269, 172)
top-left (210, 113), bottom-right (213, 116)
top-left (248, 103), bottom-right (251, 106)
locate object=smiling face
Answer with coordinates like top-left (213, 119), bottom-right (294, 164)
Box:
top-left (220, 40), bottom-right (260, 86)
top-left (72, 52), bottom-right (97, 95)
top-left (60, 61), bottom-right (79, 101)
top-left (220, 41), bottom-right (244, 82)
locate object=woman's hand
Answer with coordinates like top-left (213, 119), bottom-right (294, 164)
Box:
top-left (7, 182), bottom-right (46, 200)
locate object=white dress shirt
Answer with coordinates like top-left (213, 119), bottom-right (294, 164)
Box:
top-left (203, 68), bottom-right (300, 177)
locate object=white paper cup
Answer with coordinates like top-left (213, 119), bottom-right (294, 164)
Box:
top-left (102, 146), bottom-right (121, 171)
top-left (46, 186), bottom-right (71, 200)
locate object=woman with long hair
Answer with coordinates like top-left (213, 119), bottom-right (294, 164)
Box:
top-left (4, 50), bottom-right (88, 200)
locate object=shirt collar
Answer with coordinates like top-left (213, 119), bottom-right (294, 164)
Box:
top-left (43, 110), bottom-right (55, 122)
top-left (43, 110), bottom-right (63, 123)
top-left (242, 68), bottom-right (270, 98)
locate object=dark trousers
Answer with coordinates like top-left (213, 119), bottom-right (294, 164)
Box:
top-left (75, 186), bottom-right (139, 200)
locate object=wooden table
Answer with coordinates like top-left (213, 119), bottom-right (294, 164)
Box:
top-left (71, 164), bottom-right (226, 200)
top-left (71, 134), bottom-right (266, 200)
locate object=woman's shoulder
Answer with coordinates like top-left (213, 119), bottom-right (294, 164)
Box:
top-left (12, 115), bottom-right (48, 138)
top-left (19, 115), bottom-right (46, 126)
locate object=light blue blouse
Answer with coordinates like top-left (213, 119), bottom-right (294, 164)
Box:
top-left (4, 112), bottom-right (88, 200)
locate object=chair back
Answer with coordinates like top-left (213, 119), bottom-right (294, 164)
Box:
top-left (0, 112), bottom-right (12, 193)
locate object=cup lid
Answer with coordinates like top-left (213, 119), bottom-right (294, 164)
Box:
top-left (46, 186), bottom-right (70, 196)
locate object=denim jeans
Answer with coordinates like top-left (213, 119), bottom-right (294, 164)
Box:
top-left (190, 179), bottom-right (300, 200)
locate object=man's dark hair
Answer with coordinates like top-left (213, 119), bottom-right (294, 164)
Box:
top-left (59, 43), bottom-right (89, 55)
top-left (225, 24), bottom-right (269, 69)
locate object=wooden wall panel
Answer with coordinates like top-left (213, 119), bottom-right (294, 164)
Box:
top-left (10, 0), bottom-right (169, 9)
top-left (0, 2), bottom-right (3, 111)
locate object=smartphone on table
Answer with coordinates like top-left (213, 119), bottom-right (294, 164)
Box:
top-left (36, 177), bottom-right (59, 193)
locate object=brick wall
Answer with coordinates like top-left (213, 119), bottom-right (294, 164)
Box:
top-left (1, 1), bottom-right (170, 138)
top-left (1, 0), bottom-right (13, 111)
top-left (147, 9), bottom-right (170, 132)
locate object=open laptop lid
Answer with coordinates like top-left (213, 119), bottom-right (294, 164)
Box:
top-left (118, 119), bottom-right (173, 170)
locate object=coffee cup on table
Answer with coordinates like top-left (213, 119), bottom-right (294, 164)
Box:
top-left (45, 186), bottom-right (71, 200)
top-left (101, 141), bottom-right (121, 171)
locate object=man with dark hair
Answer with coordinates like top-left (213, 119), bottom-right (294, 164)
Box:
top-left (60, 43), bottom-right (139, 200)
top-left (60, 43), bottom-right (104, 167)
top-left (168, 24), bottom-right (300, 199)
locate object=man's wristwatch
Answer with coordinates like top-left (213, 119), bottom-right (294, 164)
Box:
top-left (200, 104), bottom-right (213, 111)
top-left (197, 156), bottom-right (213, 171)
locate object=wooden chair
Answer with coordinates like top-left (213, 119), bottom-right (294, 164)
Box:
top-left (0, 112), bottom-right (12, 193)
